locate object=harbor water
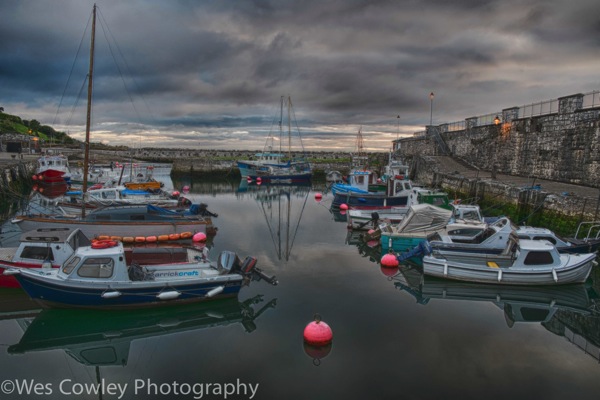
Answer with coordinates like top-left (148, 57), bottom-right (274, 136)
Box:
top-left (1, 176), bottom-right (600, 400)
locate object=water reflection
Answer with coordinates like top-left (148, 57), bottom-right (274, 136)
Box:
top-left (8, 295), bottom-right (276, 366)
top-left (390, 265), bottom-right (600, 362)
top-left (239, 181), bottom-right (311, 261)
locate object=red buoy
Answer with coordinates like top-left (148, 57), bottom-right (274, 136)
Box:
top-left (339, 203), bottom-right (348, 210)
top-left (193, 232), bottom-right (207, 242)
top-left (303, 314), bottom-right (333, 346)
top-left (380, 253), bottom-right (399, 268)
top-left (315, 193), bottom-right (323, 201)
top-left (380, 265), bottom-right (398, 277)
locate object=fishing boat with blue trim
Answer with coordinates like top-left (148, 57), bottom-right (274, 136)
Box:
top-left (3, 240), bottom-right (277, 309)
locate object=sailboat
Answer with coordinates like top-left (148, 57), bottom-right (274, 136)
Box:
top-left (11, 5), bottom-right (215, 239)
top-left (246, 96), bottom-right (312, 184)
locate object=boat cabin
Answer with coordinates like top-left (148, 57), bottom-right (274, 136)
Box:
top-left (515, 226), bottom-right (572, 248)
top-left (9, 228), bottom-right (91, 267)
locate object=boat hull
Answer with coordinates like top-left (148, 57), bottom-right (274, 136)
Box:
top-left (333, 192), bottom-right (411, 208)
top-left (13, 270), bottom-right (244, 309)
top-left (422, 256), bottom-right (596, 285)
top-left (13, 217), bottom-right (211, 239)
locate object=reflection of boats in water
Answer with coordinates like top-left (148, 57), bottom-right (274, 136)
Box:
top-left (390, 265), bottom-right (600, 361)
top-left (345, 230), bottom-right (382, 264)
top-left (251, 183), bottom-right (310, 261)
top-left (8, 294), bottom-right (276, 366)
top-left (393, 266), bottom-right (594, 318)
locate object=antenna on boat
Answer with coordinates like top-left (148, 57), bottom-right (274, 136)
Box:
top-left (81, 3), bottom-right (96, 218)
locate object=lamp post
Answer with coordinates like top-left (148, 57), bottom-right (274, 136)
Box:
top-left (429, 92), bottom-right (434, 126)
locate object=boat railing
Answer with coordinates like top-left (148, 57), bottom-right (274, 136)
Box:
top-left (573, 221), bottom-right (600, 241)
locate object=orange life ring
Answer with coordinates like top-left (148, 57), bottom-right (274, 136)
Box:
top-left (180, 231), bottom-right (192, 239)
top-left (91, 240), bottom-right (118, 249)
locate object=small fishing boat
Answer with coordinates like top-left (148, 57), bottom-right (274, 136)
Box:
top-left (516, 225), bottom-right (600, 254)
top-left (34, 152), bottom-right (72, 184)
top-left (422, 239), bottom-right (597, 285)
top-left (347, 190), bottom-right (452, 230)
top-left (11, 203), bottom-right (216, 239)
top-left (3, 241), bottom-right (277, 308)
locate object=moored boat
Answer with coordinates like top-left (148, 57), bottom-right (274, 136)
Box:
top-left (422, 239), bottom-right (597, 285)
top-left (3, 241), bottom-right (277, 308)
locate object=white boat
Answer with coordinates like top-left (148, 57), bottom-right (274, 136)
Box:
top-left (3, 241), bottom-right (277, 309)
top-left (35, 153), bottom-right (71, 183)
top-left (422, 239), bottom-right (597, 285)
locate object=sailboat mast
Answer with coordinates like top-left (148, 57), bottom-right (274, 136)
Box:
top-left (287, 96), bottom-right (292, 159)
top-left (81, 4), bottom-right (96, 217)
top-left (278, 96), bottom-right (283, 156)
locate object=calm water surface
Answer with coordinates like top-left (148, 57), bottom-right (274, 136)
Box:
top-left (1, 177), bottom-right (600, 400)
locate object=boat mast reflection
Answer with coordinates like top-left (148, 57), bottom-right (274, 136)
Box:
top-left (248, 183), bottom-right (310, 261)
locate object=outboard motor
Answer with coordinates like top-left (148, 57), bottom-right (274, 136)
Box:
top-left (217, 250), bottom-right (241, 274)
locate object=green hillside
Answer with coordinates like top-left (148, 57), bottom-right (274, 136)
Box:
top-left (0, 107), bottom-right (77, 144)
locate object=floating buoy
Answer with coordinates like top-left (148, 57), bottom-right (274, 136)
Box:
top-left (110, 236), bottom-right (122, 241)
top-left (134, 236), bottom-right (146, 243)
top-left (180, 231), bottom-right (193, 239)
top-left (256, 177), bottom-right (262, 183)
top-left (32, 175), bottom-right (38, 180)
top-left (97, 235), bottom-right (110, 241)
top-left (32, 184), bottom-right (38, 191)
top-left (146, 236), bottom-right (157, 243)
top-left (122, 237), bottom-right (134, 243)
top-left (172, 190), bottom-right (180, 197)
top-left (315, 193), bottom-right (323, 201)
top-left (367, 240), bottom-right (379, 248)
top-left (303, 314), bottom-right (333, 346)
top-left (380, 253), bottom-right (399, 268)
top-left (339, 203), bottom-right (349, 210)
top-left (380, 265), bottom-right (398, 277)
top-left (169, 233), bottom-right (181, 241)
top-left (246, 176), bottom-right (252, 182)
top-left (193, 232), bottom-right (207, 242)
top-left (158, 235), bottom-right (169, 242)
top-left (182, 185), bottom-right (190, 193)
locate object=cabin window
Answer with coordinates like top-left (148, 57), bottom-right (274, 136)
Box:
top-left (20, 246), bottom-right (54, 261)
top-left (77, 257), bottom-right (114, 278)
top-left (63, 256), bottom-right (81, 274)
top-left (523, 251), bottom-right (554, 265)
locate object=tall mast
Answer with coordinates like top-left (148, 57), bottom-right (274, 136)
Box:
top-left (81, 4), bottom-right (96, 217)
top-left (287, 96), bottom-right (292, 159)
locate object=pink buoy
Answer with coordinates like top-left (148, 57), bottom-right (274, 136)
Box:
top-left (182, 185), bottom-right (190, 193)
top-left (246, 176), bottom-right (252, 182)
top-left (380, 253), bottom-right (399, 268)
top-left (303, 314), bottom-right (333, 346)
top-left (172, 190), bottom-right (180, 197)
top-left (339, 203), bottom-right (348, 210)
top-left (32, 175), bottom-right (38, 181)
top-left (380, 265), bottom-right (398, 277)
top-left (315, 193), bottom-right (323, 201)
top-left (256, 177), bottom-right (262, 183)
top-left (193, 232), bottom-right (207, 242)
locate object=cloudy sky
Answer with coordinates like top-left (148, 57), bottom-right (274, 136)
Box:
top-left (1, 0), bottom-right (598, 152)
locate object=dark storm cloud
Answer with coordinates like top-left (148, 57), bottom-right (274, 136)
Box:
top-left (1, 0), bottom-right (598, 150)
